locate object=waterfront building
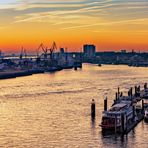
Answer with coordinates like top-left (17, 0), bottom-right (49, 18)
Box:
top-left (121, 49), bottom-right (126, 53)
top-left (60, 48), bottom-right (65, 54)
top-left (83, 44), bottom-right (96, 59)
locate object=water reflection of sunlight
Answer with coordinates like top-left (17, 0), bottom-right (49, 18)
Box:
top-left (0, 64), bottom-right (147, 147)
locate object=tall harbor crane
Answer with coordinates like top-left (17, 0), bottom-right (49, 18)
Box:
top-left (20, 46), bottom-right (27, 60)
top-left (36, 42), bottom-right (58, 61)
top-left (37, 43), bottom-right (48, 60)
top-left (49, 41), bottom-right (57, 60)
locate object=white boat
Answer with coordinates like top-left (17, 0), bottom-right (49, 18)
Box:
top-left (100, 101), bottom-right (134, 131)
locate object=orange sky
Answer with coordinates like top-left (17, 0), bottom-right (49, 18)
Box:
top-left (0, 0), bottom-right (148, 53)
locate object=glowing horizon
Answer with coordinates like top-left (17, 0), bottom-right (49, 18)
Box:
top-left (0, 0), bottom-right (148, 53)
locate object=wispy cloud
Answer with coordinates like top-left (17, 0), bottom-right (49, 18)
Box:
top-left (1, 0), bottom-right (148, 31)
top-left (62, 18), bottom-right (148, 29)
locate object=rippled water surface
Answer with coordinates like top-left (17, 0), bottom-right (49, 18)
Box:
top-left (0, 64), bottom-right (148, 147)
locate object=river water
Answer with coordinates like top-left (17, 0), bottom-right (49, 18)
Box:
top-left (0, 64), bottom-right (148, 148)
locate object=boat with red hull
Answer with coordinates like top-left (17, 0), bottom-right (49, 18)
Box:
top-left (100, 101), bottom-right (134, 132)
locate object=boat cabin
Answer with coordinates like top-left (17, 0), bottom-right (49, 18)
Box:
top-left (100, 101), bottom-right (133, 130)
top-left (109, 103), bottom-right (128, 112)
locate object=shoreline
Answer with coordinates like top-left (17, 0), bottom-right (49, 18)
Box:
top-left (0, 63), bottom-right (146, 80)
top-left (0, 69), bottom-right (44, 80)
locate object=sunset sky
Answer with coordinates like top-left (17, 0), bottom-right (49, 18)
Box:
top-left (0, 0), bottom-right (148, 53)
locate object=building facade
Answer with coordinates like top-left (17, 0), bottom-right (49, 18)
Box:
top-left (83, 44), bottom-right (96, 59)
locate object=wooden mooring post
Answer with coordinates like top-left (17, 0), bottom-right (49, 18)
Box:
top-left (104, 97), bottom-right (108, 111)
top-left (91, 99), bottom-right (96, 118)
top-left (118, 87), bottom-right (120, 99)
top-left (142, 99), bottom-right (144, 114)
top-left (116, 92), bottom-right (118, 101)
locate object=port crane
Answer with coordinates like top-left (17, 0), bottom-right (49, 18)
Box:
top-left (36, 43), bottom-right (49, 60)
top-left (36, 42), bottom-right (57, 60)
top-left (19, 46), bottom-right (29, 68)
top-left (20, 46), bottom-right (27, 60)
top-left (49, 41), bottom-right (57, 60)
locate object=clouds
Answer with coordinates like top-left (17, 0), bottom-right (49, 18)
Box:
top-left (0, 0), bottom-right (148, 52)
top-left (0, 0), bottom-right (148, 31)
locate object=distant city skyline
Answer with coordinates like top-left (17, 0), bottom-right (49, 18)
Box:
top-left (0, 0), bottom-right (148, 52)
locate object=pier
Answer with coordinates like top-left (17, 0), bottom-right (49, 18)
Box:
top-left (125, 113), bottom-right (144, 134)
top-left (100, 84), bottom-right (148, 135)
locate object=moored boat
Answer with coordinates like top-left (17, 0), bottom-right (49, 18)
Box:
top-left (100, 101), bottom-right (134, 132)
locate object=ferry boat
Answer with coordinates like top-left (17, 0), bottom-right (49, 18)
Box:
top-left (144, 108), bottom-right (148, 122)
top-left (100, 101), bottom-right (134, 131)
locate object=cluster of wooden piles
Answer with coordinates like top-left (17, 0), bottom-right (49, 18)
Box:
top-left (99, 83), bottom-right (148, 135)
